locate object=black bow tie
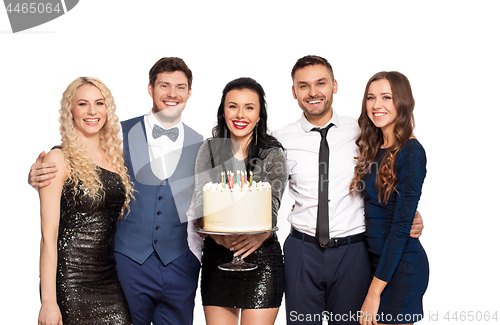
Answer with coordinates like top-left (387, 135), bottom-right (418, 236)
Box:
top-left (152, 124), bottom-right (179, 142)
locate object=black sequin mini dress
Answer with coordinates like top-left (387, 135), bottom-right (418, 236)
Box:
top-left (201, 233), bottom-right (284, 308)
top-left (56, 166), bottom-right (132, 324)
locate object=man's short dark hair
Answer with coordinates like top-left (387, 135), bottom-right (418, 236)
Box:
top-left (149, 57), bottom-right (193, 90)
top-left (291, 55), bottom-right (334, 80)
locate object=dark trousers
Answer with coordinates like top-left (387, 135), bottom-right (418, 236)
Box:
top-left (284, 232), bottom-right (371, 325)
top-left (115, 250), bottom-right (200, 325)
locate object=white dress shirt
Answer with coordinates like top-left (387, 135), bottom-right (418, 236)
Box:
top-left (144, 110), bottom-right (184, 180)
top-left (118, 110), bottom-right (202, 262)
top-left (274, 111), bottom-right (365, 238)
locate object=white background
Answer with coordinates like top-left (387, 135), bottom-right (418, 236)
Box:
top-left (1, 0), bottom-right (499, 324)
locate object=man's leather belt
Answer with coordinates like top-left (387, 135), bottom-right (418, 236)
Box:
top-left (291, 227), bottom-right (365, 248)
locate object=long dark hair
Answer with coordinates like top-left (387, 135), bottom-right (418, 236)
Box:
top-left (350, 71), bottom-right (415, 203)
top-left (211, 77), bottom-right (283, 173)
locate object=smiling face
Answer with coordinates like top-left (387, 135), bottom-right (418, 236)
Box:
top-left (366, 78), bottom-right (398, 134)
top-left (224, 89), bottom-right (261, 147)
top-left (148, 70), bottom-right (191, 127)
top-left (292, 64), bottom-right (337, 126)
top-left (71, 84), bottom-right (107, 138)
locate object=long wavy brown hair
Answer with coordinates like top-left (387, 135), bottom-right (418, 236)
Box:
top-left (350, 71), bottom-right (415, 203)
top-left (59, 77), bottom-right (134, 217)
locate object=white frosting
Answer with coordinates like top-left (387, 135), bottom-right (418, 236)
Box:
top-left (202, 181), bottom-right (272, 232)
top-left (203, 181), bottom-right (271, 192)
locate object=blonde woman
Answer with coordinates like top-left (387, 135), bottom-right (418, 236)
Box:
top-left (38, 77), bottom-right (134, 325)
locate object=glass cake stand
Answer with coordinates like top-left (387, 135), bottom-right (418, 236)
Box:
top-left (196, 226), bottom-right (279, 271)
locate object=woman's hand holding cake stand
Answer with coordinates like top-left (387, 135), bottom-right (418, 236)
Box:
top-left (230, 232), bottom-right (272, 259)
top-left (210, 234), bottom-right (239, 249)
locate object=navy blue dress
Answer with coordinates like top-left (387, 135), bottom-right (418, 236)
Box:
top-left (362, 139), bottom-right (429, 324)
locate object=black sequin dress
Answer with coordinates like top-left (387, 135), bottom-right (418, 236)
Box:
top-left (56, 166), bottom-right (132, 324)
top-left (194, 139), bottom-right (288, 308)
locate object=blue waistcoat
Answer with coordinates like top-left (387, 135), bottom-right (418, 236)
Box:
top-left (114, 116), bottom-right (203, 265)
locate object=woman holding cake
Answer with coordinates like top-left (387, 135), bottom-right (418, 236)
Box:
top-left (194, 77), bottom-right (288, 324)
top-left (350, 71), bottom-right (429, 325)
top-left (38, 77), bottom-right (134, 325)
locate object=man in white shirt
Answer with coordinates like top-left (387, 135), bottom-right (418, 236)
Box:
top-left (274, 55), bottom-right (422, 325)
top-left (29, 57), bottom-right (203, 325)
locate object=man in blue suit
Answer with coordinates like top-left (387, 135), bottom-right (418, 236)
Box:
top-left (30, 57), bottom-right (203, 325)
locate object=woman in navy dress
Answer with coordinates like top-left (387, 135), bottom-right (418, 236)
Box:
top-left (350, 71), bottom-right (429, 325)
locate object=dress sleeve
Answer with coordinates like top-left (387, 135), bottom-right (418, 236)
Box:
top-left (194, 140), bottom-right (214, 220)
top-left (374, 141), bottom-right (427, 282)
top-left (262, 148), bottom-right (289, 227)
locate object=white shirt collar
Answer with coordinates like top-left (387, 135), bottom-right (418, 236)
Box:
top-left (299, 109), bottom-right (340, 133)
top-left (146, 109), bottom-right (183, 137)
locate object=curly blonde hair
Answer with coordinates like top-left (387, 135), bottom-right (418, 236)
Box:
top-left (350, 71), bottom-right (415, 204)
top-left (59, 77), bottom-right (134, 217)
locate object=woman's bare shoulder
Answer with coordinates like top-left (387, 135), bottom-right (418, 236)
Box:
top-left (42, 147), bottom-right (65, 164)
top-left (42, 147), bottom-right (70, 180)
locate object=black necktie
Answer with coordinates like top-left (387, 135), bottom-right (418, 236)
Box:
top-left (312, 123), bottom-right (333, 246)
top-left (152, 124), bottom-right (179, 141)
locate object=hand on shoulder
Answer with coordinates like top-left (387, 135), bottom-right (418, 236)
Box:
top-left (39, 148), bottom-right (69, 188)
top-left (29, 150), bottom-right (61, 189)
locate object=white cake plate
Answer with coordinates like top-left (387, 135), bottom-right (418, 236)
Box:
top-left (196, 227), bottom-right (279, 271)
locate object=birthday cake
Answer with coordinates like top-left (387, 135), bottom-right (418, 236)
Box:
top-left (202, 171), bottom-right (272, 232)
